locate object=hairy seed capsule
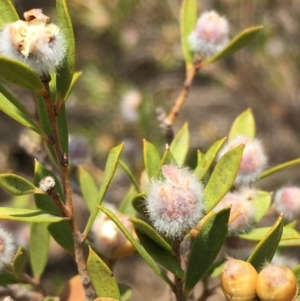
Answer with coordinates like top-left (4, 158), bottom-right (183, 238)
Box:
top-left (221, 258), bottom-right (258, 301)
top-left (256, 264), bottom-right (298, 301)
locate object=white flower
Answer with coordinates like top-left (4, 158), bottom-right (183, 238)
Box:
top-left (39, 176), bottom-right (55, 192)
top-left (0, 227), bottom-right (15, 270)
top-left (188, 11), bottom-right (229, 58)
top-left (0, 9), bottom-right (65, 74)
top-left (145, 165), bottom-right (204, 239)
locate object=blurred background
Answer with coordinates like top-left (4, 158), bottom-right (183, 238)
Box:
top-left (0, 0), bottom-right (300, 300)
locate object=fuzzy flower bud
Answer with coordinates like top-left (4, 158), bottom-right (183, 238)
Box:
top-left (145, 165), bottom-right (204, 239)
top-left (221, 257), bottom-right (258, 301)
top-left (256, 263), bottom-right (298, 301)
top-left (0, 9), bottom-right (65, 74)
top-left (273, 186), bottom-right (300, 222)
top-left (188, 11), bottom-right (229, 59)
top-left (218, 136), bottom-right (267, 186)
top-left (91, 210), bottom-right (136, 259)
top-left (214, 188), bottom-right (256, 234)
top-left (39, 176), bottom-right (55, 192)
top-left (0, 227), bottom-right (16, 270)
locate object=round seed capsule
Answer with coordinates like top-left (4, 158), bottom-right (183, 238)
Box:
top-left (256, 264), bottom-right (298, 301)
top-left (221, 258), bottom-right (258, 301)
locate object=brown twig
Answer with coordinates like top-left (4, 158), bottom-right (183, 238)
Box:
top-left (163, 61), bottom-right (203, 143)
top-left (40, 75), bottom-right (96, 301)
top-left (172, 239), bottom-right (186, 301)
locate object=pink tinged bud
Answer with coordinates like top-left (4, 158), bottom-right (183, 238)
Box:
top-left (39, 176), bottom-right (55, 192)
top-left (218, 136), bottom-right (267, 186)
top-left (0, 227), bottom-right (16, 271)
top-left (91, 211), bottom-right (136, 259)
top-left (273, 186), bottom-right (300, 222)
top-left (0, 9), bottom-right (65, 74)
top-left (214, 189), bottom-right (255, 234)
top-left (188, 11), bottom-right (229, 58)
top-left (256, 264), bottom-right (298, 301)
top-left (145, 165), bottom-right (204, 239)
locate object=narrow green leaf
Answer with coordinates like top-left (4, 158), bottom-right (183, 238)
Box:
top-left (136, 230), bottom-right (185, 279)
top-left (170, 123), bottom-right (189, 166)
top-left (0, 272), bottom-right (18, 285)
top-left (87, 247), bottom-right (120, 299)
top-left (78, 166), bottom-right (99, 213)
top-left (100, 206), bottom-right (174, 289)
top-left (119, 160), bottom-right (140, 192)
top-left (184, 208), bottom-right (230, 295)
top-left (119, 186), bottom-right (139, 216)
top-left (203, 144), bottom-right (244, 213)
top-left (13, 247), bottom-right (28, 278)
top-left (143, 139), bottom-right (161, 179)
top-left (203, 26), bottom-right (263, 66)
top-left (252, 191), bottom-right (271, 223)
top-left (131, 217), bottom-right (172, 253)
top-left (65, 71), bottom-right (82, 101)
top-left (132, 191), bottom-right (147, 216)
top-left (35, 94), bottom-right (56, 162)
top-left (57, 101), bottom-right (69, 153)
top-left (0, 55), bottom-right (44, 91)
top-left (259, 158), bottom-right (300, 180)
top-left (0, 173), bottom-right (43, 196)
top-left (247, 215), bottom-right (283, 271)
top-left (34, 160), bottom-right (74, 252)
top-left (0, 207), bottom-right (68, 223)
top-left (0, 93), bottom-right (45, 137)
top-left (56, 0), bottom-right (75, 99)
top-left (0, 0), bottom-right (19, 28)
top-left (180, 0), bottom-right (198, 66)
top-left (83, 143), bottom-right (124, 238)
top-left (29, 223), bottom-right (50, 278)
top-left (160, 147), bottom-right (177, 166)
top-left (194, 137), bottom-right (226, 180)
top-left (228, 109), bottom-right (256, 141)
top-left (0, 81), bottom-right (30, 115)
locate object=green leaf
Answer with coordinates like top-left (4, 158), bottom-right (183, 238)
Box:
top-left (131, 217), bottom-right (172, 253)
top-left (100, 206), bottom-right (174, 289)
top-left (203, 26), bottom-right (263, 66)
top-left (56, 0), bottom-right (75, 100)
top-left (83, 143), bottom-right (124, 238)
top-left (0, 81), bottom-right (30, 115)
top-left (0, 55), bottom-right (44, 91)
top-left (240, 226), bottom-right (300, 247)
top-left (252, 191), bottom-right (271, 223)
top-left (259, 158), bottom-right (300, 180)
top-left (247, 215), bottom-right (283, 271)
top-left (0, 207), bottom-right (68, 223)
top-left (119, 160), bottom-right (140, 192)
top-left (119, 186), bottom-right (139, 216)
top-left (13, 247), bottom-right (28, 278)
top-left (0, 173), bottom-right (43, 195)
top-left (65, 71), bottom-right (82, 101)
top-left (34, 160), bottom-right (74, 252)
top-left (0, 272), bottom-right (18, 285)
top-left (160, 147), bottom-right (177, 166)
top-left (29, 223), bottom-right (50, 278)
top-left (0, 0), bottom-right (19, 28)
top-left (203, 144), bottom-right (244, 213)
top-left (87, 247), bottom-right (120, 299)
top-left (143, 139), bottom-right (161, 179)
top-left (180, 0), bottom-right (198, 66)
top-left (194, 137), bottom-right (226, 180)
top-left (132, 191), bottom-right (147, 216)
top-left (0, 93), bottom-right (46, 137)
top-left (136, 230), bottom-right (185, 279)
top-left (170, 123), bottom-right (189, 166)
top-left (184, 208), bottom-right (230, 295)
top-left (57, 101), bottom-right (69, 153)
top-left (228, 109), bottom-right (256, 141)
top-left (78, 166), bottom-right (99, 213)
